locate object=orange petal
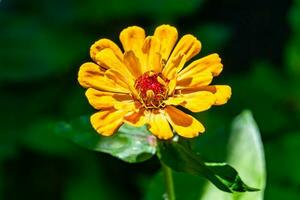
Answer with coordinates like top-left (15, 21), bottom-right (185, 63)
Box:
top-left (178, 53), bottom-right (223, 80)
top-left (154, 25), bottom-right (178, 60)
top-left (142, 36), bottom-right (162, 72)
top-left (165, 106), bottom-right (205, 138)
top-left (85, 88), bottom-right (133, 110)
top-left (124, 108), bottom-right (146, 127)
top-left (123, 51), bottom-right (143, 78)
top-left (165, 90), bottom-right (216, 112)
top-left (90, 39), bottom-right (123, 61)
top-left (168, 34), bottom-right (201, 63)
top-left (78, 62), bottom-right (129, 93)
top-left (119, 26), bottom-right (145, 61)
top-left (147, 110), bottom-right (173, 140)
top-left (90, 109), bottom-right (126, 136)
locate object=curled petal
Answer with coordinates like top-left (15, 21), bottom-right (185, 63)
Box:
top-left (105, 68), bottom-right (133, 89)
top-left (154, 24), bottom-right (178, 60)
top-left (178, 53), bottom-right (223, 80)
top-left (165, 106), bottom-right (204, 138)
top-left (142, 36), bottom-right (162, 72)
top-left (163, 53), bottom-right (186, 80)
top-left (119, 26), bottom-right (145, 61)
top-left (90, 39), bottom-right (123, 61)
top-left (90, 109), bottom-right (127, 136)
top-left (95, 48), bottom-right (132, 77)
top-left (78, 62), bottom-right (129, 93)
top-left (147, 110), bottom-right (173, 140)
top-left (78, 62), bottom-right (104, 88)
top-left (123, 51), bottom-right (143, 78)
top-left (168, 34), bottom-right (201, 63)
top-left (85, 88), bottom-right (133, 110)
top-left (165, 90), bottom-right (216, 112)
top-left (176, 71), bottom-right (213, 89)
top-left (200, 85), bottom-right (232, 105)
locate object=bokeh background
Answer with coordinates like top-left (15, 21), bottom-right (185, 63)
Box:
top-left (1, 0), bottom-right (300, 199)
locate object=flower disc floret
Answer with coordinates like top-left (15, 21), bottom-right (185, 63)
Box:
top-left (135, 71), bottom-right (168, 109)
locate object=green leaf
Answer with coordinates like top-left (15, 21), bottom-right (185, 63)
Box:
top-left (55, 116), bottom-right (157, 163)
top-left (200, 110), bottom-right (266, 199)
top-left (158, 141), bottom-right (258, 193)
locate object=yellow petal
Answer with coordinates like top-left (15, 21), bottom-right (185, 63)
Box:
top-left (123, 51), bottom-right (142, 78)
top-left (176, 71), bottom-right (213, 88)
top-left (178, 53), bottom-right (223, 80)
top-left (85, 88), bottom-right (133, 110)
top-left (165, 90), bottom-right (216, 112)
top-left (142, 36), bottom-right (162, 72)
top-left (114, 100), bottom-right (138, 111)
top-left (90, 39), bottom-right (123, 61)
top-left (154, 25), bottom-right (178, 60)
top-left (162, 53), bottom-right (186, 80)
top-left (168, 34), bottom-right (201, 63)
top-left (119, 26), bottom-right (145, 61)
top-left (78, 62), bottom-right (104, 88)
top-left (165, 106), bottom-right (204, 138)
top-left (78, 62), bottom-right (129, 93)
top-left (105, 68), bottom-right (132, 89)
top-left (200, 85), bottom-right (232, 105)
top-left (104, 68), bottom-right (139, 97)
top-left (90, 109), bottom-right (126, 136)
top-left (150, 53), bottom-right (162, 73)
top-left (167, 78), bottom-right (177, 96)
top-left (147, 110), bottom-right (173, 140)
top-left (95, 48), bottom-right (131, 76)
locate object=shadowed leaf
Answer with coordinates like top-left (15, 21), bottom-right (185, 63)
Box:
top-left (158, 141), bottom-right (258, 193)
top-left (55, 116), bottom-right (157, 163)
top-left (200, 110), bottom-right (266, 199)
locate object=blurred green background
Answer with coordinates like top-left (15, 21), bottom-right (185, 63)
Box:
top-left (1, 0), bottom-right (300, 199)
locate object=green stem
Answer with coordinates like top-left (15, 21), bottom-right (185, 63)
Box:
top-left (161, 162), bottom-right (176, 200)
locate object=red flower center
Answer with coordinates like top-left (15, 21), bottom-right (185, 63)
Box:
top-left (135, 71), bottom-right (168, 108)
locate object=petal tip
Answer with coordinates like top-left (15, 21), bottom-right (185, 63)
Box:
top-left (119, 26), bottom-right (145, 39)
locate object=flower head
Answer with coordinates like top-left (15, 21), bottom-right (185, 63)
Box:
top-left (78, 25), bottom-right (231, 139)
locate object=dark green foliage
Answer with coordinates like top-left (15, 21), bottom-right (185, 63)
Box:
top-left (0, 0), bottom-right (299, 199)
top-left (55, 116), bottom-right (156, 163)
top-left (158, 141), bottom-right (258, 193)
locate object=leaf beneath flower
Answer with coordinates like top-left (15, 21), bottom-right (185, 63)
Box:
top-left (200, 110), bottom-right (266, 199)
top-left (158, 141), bottom-right (258, 193)
top-left (55, 116), bottom-right (157, 163)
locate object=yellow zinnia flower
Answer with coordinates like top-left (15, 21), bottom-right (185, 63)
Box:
top-left (78, 25), bottom-right (231, 140)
